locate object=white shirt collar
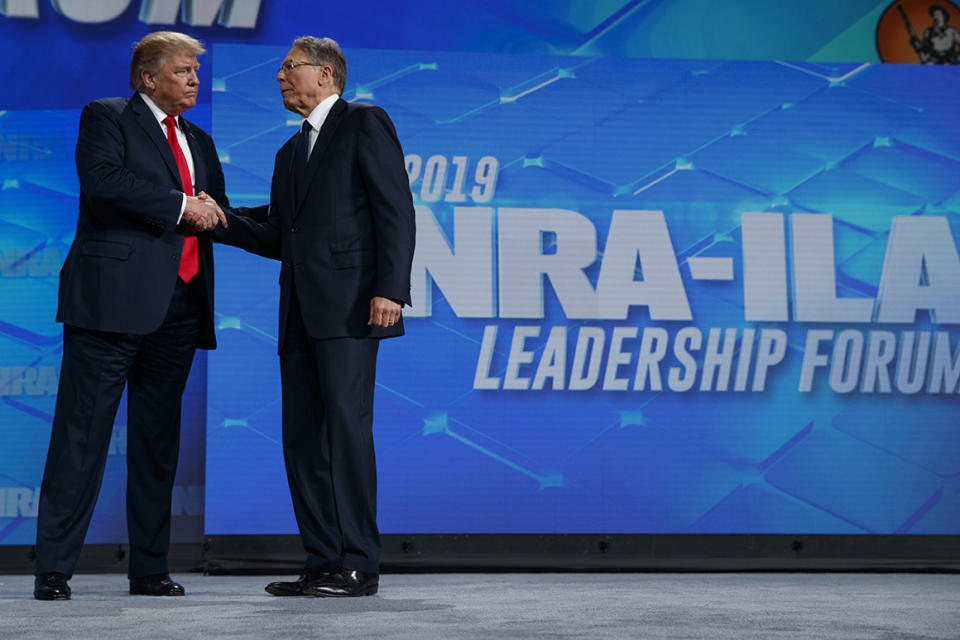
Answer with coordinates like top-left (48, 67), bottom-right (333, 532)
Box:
top-left (139, 92), bottom-right (180, 128)
top-left (303, 93), bottom-right (340, 132)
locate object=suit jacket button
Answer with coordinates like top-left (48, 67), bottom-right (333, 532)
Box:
top-left (291, 227), bottom-right (299, 233)
top-left (172, 253), bottom-right (181, 259)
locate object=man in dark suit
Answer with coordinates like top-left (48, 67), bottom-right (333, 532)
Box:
top-left (33, 31), bottom-right (228, 600)
top-left (212, 36), bottom-right (415, 597)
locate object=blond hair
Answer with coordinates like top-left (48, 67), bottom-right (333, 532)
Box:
top-left (130, 31), bottom-right (205, 91)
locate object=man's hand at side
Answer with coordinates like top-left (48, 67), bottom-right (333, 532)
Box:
top-left (369, 296), bottom-right (401, 327)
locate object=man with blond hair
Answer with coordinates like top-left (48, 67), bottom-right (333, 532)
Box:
top-left (33, 31), bottom-right (227, 600)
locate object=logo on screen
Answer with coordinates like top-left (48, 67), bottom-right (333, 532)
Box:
top-left (0, 0), bottom-right (261, 28)
top-left (0, 487), bottom-right (39, 518)
top-left (877, 1), bottom-right (960, 63)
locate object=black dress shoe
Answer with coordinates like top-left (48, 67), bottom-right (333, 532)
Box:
top-left (34, 573), bottom-right (71, 600)
top-left (305, 568), bottom-right (379, 598)
top-left (264, 568), bottom-right (331, 596)
top-left (129, 574), bottom-right (185, 596)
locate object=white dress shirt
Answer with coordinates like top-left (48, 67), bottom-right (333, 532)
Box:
top-left (139, 92), bottom-right (195, 221)
top-left (301, 93), bottom-right (341, 159)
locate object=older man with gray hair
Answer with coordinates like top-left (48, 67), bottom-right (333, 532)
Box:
top-left (33, 30), bottom-right (227, 600)
top-left (212, 35), bottom-right (415, 598)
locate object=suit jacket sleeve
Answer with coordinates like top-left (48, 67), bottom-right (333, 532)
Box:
top-left (358, 107), bottom-right (416, 306)
top-left (216, 206), bottom-right (281, 260)
top-left (212, 150), bottom-right (281, 260)
top-left (75, 100), bottom-right (182, 232)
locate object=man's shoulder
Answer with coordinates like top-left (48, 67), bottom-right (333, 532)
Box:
top-left (78, 97), bottom-right (134, 131)
top-left (343, 101), bottom-right (394, 129)
top-left (86, 96), bottom-right (132, 114)
top-left (345, 100), bottom-right (375, 111)
top-left (345, 100), bottom-right (385, 116)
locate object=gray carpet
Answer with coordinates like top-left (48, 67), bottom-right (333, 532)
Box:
top-left (1, 573), bottom-right (958, 639)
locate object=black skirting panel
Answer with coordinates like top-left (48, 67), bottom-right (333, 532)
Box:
top-left (0, 543), bottom-right (204, 574)
top-left (2, 535), bottom-right (958, 574)
top-left (203, 534), bottom-right (960, 573)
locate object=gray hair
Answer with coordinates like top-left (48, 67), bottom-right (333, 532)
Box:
top-left (293, 36), bottom-right (347, 93)
top-left (130, 31), bottom-right (205, 91)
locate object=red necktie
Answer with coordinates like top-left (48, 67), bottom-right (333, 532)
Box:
top-left (163, 116), bottom-right (199, 283)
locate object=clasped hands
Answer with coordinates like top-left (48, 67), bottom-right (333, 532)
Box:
top-left (182, 192), bottom-right (228, 233)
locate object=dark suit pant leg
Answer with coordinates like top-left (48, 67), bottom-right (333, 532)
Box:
top-left (280, 303), bottom-right (380, 574)
top-left (313, 337), bottom-right (380, 574)
top-left (125, 278), bottom-right (202, 578)
top-left (34, 325), bottom-right (140, 578)
top-left (280, 346), bottom-right (339, 572)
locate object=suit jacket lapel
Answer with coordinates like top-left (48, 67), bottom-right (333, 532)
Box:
top-left (284, 133), bottom-right (299, 211)
top-left (295, 98), bottom-right (347, 215)
top-left (129, 93), bottom-right (183, 191)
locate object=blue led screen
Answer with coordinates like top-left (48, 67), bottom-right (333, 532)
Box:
top-left (1, 1), bottom-right (958, 545)
top-left (206, 45), bottom-right (960, 535)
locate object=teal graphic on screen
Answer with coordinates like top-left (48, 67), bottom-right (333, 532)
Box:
top-left (205, 45), bottom-right (960, 535)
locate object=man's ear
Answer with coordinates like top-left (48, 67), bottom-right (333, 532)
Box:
top-left (319, 65), bottom-right (333, 87)
top-left (141, 70), bottom-right (155, 91)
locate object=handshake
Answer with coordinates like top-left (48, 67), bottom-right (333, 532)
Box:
top-left (182, 192), bottom-right (228, 233)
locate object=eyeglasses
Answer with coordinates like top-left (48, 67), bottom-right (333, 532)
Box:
top-left (278, 60), bottom-right (319, 74)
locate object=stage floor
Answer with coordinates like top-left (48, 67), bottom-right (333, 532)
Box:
top-left (1, 573), bottom-right (958, 639)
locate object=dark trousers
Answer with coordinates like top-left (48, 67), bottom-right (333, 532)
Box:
top-left (281, 286), bottom-right (381, 574)
top-left (35, 277), bottom-right (203, 579)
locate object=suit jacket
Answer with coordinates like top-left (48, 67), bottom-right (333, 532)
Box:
top-left (217, 98), bottom-right (416, 352)
top-left (57, 93), bottom-right (228, 349)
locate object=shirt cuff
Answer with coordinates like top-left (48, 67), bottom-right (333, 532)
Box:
top-left (177, 193), bottom-right (186, 224)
